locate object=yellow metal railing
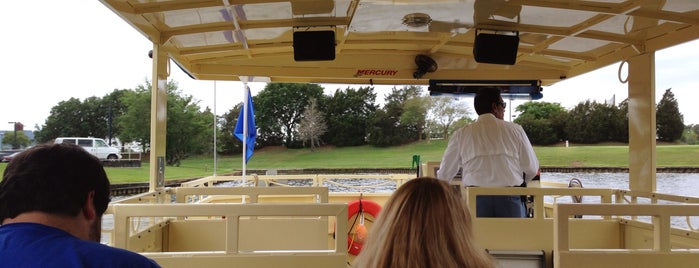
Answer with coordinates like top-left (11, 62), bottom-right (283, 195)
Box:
top-left (554, 203), bottom-right (699, 268)
top-left (103, 174), bottom-right (699, 268)
top-left (465, 186), bottom-right (617, 219)
top-left (174, 186), bottom-right (329, 204)
top-left (111, 203), bottom-right (347, 268)
top-left (179, 174), bottom-right (415, 190)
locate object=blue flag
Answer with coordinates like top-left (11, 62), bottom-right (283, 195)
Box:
top-left (234, 89), bottom-right (256, 163)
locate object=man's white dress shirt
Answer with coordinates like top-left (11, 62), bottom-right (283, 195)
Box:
top-left (436, 113), bottom-right (539, 187)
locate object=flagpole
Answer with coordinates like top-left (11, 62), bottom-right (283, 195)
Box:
top-left (242, 82), bottom-right (249, 187)
top-left (213, 80), bottom-right (217, 176)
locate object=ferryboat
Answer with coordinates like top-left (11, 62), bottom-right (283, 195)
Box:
top-left (99, 1), bottom-right (699, 267)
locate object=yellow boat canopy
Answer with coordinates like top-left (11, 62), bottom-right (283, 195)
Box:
top-left (99, 0), bottom-right (699, 86)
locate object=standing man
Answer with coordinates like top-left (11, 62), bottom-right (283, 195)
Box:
top-left (437, 87), bottom-right (539, 218)
top-left (0, 143), bottom-right (161, 267)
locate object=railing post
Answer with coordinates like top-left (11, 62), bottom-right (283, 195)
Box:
top-left (654, 215), bottom-right (671, 252)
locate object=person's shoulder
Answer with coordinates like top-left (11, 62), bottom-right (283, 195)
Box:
top-left (452, 124), bottom-right (470, 136)
top-left (500, 120), bottom-right (527, 133)
top-left (81, 242), bottom-right (161, 267)
top-left (455, 124), bottom-right (469, 132)
top-left (502, 120), bottom-right (524, 129)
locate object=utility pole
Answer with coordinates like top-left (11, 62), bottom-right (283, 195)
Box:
top-left (508, 97), bottom-right (513, 122)
top-left (108, 103), bottom-right (113, 146)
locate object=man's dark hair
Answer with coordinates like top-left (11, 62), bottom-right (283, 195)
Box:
top-left (474, 87), bottom-right (502, 115)
top-left (0, 143), bottom-right (111, 221)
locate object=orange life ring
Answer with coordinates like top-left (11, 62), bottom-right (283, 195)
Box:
top-left (347, 199), bottom-right (381, 255)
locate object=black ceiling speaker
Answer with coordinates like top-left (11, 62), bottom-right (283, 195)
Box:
top-left (413, 54), bottom-right (438, 79)
top-left (473, 30), bottom-right (519, 65)
top-left (293, 30), bottom-right (336, 61)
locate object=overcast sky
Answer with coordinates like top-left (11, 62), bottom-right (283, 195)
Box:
top-left (1, 1), bottom-right (698, 132)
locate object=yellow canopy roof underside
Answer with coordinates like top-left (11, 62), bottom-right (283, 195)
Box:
top-left (100, 0), bottom-right (699, 86)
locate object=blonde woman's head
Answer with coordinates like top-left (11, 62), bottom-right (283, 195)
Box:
top-left (352, 177), bottom-right (494, 268)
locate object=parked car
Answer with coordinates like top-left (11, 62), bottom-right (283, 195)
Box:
top-left (54, 137), bottom-right (122, 160)
top-left (1, 151), bottom-right (21, 162)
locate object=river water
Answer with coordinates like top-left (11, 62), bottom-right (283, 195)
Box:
top-left (542, 172), bottom-right (699, 229)
top-left (541, 172), bottom-right (699, 197)
top-left (276, 172), bottom-right (699, 196)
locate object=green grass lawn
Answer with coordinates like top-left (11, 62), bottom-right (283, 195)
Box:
top-left (1, 141), bottom-right (697, 184)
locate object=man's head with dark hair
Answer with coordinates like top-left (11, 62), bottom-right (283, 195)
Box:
top-left (474, 87), bottom-right (506, 119)
top-left (0, 143), bottom-right (111, 223)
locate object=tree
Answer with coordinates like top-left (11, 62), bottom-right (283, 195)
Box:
top-left (515, 114), bottom-right (558, 145)
top-left (119, 80), bottom-right (212, 166)
top-left (80, 96), bottom-right (110, 141)
top-left (34, 89), bottom-right (132, 144)
top-left (549, 110), bottom-right (571, 142)
top-left (367, 109), bottom-right (397, 147)
top-left (254, 83), bottom-right (324, 147)
top-left (2, 131), bottom-right (30, 149)
top-left (219, 103), bottom-right (244, 154)
top-left (34, 98), bottom-right (77, 142)
top-left (102, 89), bottom-right (132, 145)
top-left (515, 101), bottom-right (566, 119)
top-left (368, 86), bottom-right (423, 147)
top-left (611, 99), bottom-right (629, 143)
top-left (564, 100), bottom-right (627, 143)
top-left (321, 86), bottom-right (377, 147)
top-left (565, 100), bottom-right (597, 143)
top-left (166, 96), bottom-right (214, 166)
top-left (428, 96), bottom-right (471, 140)
top-left (514, 102), bottom-right (567, 145)
top-left (117, 87), bottom-right (150, 149)
top-left (401, 95), bottom-right (429, 140)
top-left (656, 88), bottom-right (684, 142)
top-left (298, 98), bottom-right (327, 150)
top-left (34, 97), bottom-right (108, 143)
top-left (681, 124), bottom-right (698, 144)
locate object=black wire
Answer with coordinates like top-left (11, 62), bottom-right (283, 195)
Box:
top-left (348, 209), bottom-right (360, 236)
top-left (347, 198), bottom-right (365, 237)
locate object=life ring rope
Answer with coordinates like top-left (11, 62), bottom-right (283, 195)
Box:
top-left (347, 199), bottom-right (381, 255)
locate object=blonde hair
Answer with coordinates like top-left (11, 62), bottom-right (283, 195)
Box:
top-left (352, 177), bottom-right (494, 268)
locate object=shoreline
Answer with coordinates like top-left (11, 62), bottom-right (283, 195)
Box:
top-left (238, 166), bottom-right (699, 175)
top-left (110, 167), bottom-right (699, 196)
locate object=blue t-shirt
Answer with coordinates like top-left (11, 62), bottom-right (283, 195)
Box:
top-left (0, 222), bottom-right (160, 267)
